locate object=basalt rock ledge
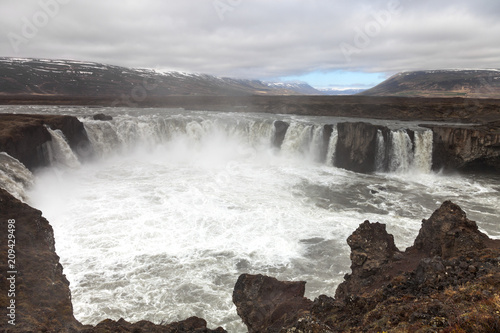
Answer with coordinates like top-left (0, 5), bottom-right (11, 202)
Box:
top-left (233, 201), bottom-right (500, 332)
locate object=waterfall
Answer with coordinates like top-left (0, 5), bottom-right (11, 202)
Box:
top-left (280, 122), bottom-right (314, 157)
top-left (413, 130), bottom-right (433, 173)
top-left (308, 125), bottom-right (325, 162)
top-left (325, 125), bottom-right (338, 166)
top-left (375, 130), bottom-right (386, 172)
top-left (80, 115), bottom-right (434, 173)
top-left (388, 130), bottom-right (413, 173)
top-left (0, 152), bottom-right (34, 202)
top-left (46, 128), bottom-right (81, 168)
top-left (384, 129), bottom-right (433, 173)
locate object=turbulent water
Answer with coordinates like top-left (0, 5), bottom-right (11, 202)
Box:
top-left (1, 106), bottom-right (499, 332)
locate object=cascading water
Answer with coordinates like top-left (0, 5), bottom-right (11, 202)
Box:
top-left (46, 127), bottom-right (81, 168)
top-left (388, 129), bottom-right (413, 173)
top-left (0, 106), bottom-right (497, 332)
top-left (413, 130), bottom-right (434, 173)
top-left (375, 129), bottom-right (386, 171)
top-left (0, 152), bottom-right (34, 202)
top-left (325, 125), bottom-right (338, 166)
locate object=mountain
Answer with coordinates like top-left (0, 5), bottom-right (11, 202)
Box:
top-left (0, 57), bottom-right (313, 98)
top-left (317, 87), bottom-right (366, 95)
top-left (359, 70), bottom-right (500, 98)
top-left (264, 81), bottom-right (324, 95)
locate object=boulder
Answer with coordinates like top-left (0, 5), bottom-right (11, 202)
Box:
top-left (335, 221), bottom-right (400, 301)
top-left (84, 316), bottom-right (226, 333)
top-left (409, 200), bottom-right (490, 258)
top-left (233, 274), bottom-right (312, 332)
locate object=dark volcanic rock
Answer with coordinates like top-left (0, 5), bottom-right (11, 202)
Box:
top-left (408, 200), bottom-right (490, 258)
top-left (0, 188), bottom-right (81, 332)
top-left (93, 113), bottom-right (113, 121)
top-left (427, 124), bottom-right (500, 172)
top-left (0, 114), bottom-right (91, 169)
top-left (335, 122), bottom-right (386, 173)
top-left (335, 221), bottom-right (400, 301)
top-left (233, 274), bottom-right (313, 332)
top-left (272, 120), bottom-right (289, 149)
top-left (83, 316), bottom-right (226, 333)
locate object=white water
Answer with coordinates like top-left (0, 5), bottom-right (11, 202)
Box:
top-left (0, 106), bottom-right (498, 332)
top-left (0, 152), bottom-right (34, 202)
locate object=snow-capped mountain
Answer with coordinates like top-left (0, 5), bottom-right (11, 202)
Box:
top-left (0, 58), bottom-right (320, 98)
top-left (264, 81), bottom-right (323, 95)
top-left (360, 69), bottom-right (500, 98)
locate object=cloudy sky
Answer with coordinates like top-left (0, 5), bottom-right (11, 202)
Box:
top-left (1, 0), bottom-right (499, 89)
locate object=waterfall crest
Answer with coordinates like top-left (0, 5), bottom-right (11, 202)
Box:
top-left (46, 128), bottom-right (81, 168)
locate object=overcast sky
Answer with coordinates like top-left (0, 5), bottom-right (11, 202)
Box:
top-left (1, 0), bottom-right (499, 88)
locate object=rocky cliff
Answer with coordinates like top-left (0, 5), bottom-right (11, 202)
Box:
top-left (233, 201), bottom-right (500, 332)
top-left (426, 122), bottom-right (500, 172)
top-left (0, 114), bottom-right (92, 170)
top-left (0, 188), bottom-right (81, 332)
top-left (334, 121), bottom-right (500, 173)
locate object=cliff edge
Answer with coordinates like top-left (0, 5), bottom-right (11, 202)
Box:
top-left (233, 201), bottom-right (500, 332)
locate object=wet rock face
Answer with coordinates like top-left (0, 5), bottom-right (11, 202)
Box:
top-left (232, 274), bottom-right (313, 333)
top-left (0, 114), bottom-right (91, 169)
top-left (272, 120), bottom-right (289, 149)
top-left (0, 188), bottom-right (81, 332)
top-left (429, 125), bottom-right (500, 172)
top-left (409, 200), bottom-right (489, 258)
top-left (335, 122), bottom-right (380, 173)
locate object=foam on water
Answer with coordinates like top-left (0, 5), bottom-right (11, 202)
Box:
top-left (2, 107), bottom-right (494, 332)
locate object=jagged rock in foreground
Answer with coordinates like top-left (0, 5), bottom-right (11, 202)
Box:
top-left (0, 189), bottom-right (226, 333)
top-left (233, 274), bottom-right (313, 333)
top-left (233, 201), bottom-right (500, 332)
top-left (0, 188), bottom-right (81, 332)
top-left (83, 316), bottom-right (226, 333)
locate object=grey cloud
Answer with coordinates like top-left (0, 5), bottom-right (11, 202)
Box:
top-left (1, 0), bottom-right (499, 80)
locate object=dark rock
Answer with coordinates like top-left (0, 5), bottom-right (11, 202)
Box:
top-left (335, 220), bottom-right (400, 301)
top-left (93, 113), bottom-right (113, 121)
top-left (84, 316), bottom-right (226, 333)
top-left (335, 122), bottom-right (390, 173)
top-left (0, 114), bottom-right (92, 169)
top-left (272, 120), bottom-right (289, 149)
top-left (0, 188), bottom-right (81, 332)
top-left (233, 274), bottom-right (313, 332)
top-left (427, 125), bottom-right (500, 172)
top-left (408, 200), bottom-right (489, 259)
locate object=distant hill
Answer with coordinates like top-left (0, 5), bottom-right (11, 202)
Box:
top-left (317, 88), bottom-right (366, 96)
top-left (359, 70), bottom-right (500, 98)
top-left (0, 58), bottom-right (316, 98)
top-left (264, 82), bottom-right (324, 95)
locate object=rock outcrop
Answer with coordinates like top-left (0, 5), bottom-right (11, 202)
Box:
top-left (334, 122), bottom-right (389, 173)
top-left (408, 200), bottom-right (491, 258)
top-left (233, 201), bottom-right (500, 332)
top-left (233, 274), bottom-right (313, 333)
top-left (0, 188), bottom-right (81, 332)
top-left (0, 114), bottom-right (91, 170)
top-left (426, 123), bottom-right (500, 172)
top-left (83, 316), bottom-right (226, 333)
